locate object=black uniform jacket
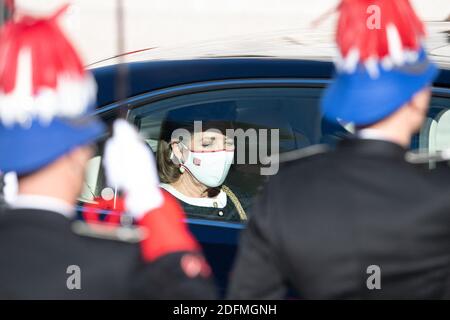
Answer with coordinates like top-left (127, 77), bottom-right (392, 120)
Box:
top-left (0, 208), bottom-right (216, 299)
top-left (228, 138), bottom-right (450, 299)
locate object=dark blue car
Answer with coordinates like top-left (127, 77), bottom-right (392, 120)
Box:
top-left (77, 57), bottom-right (450, 293)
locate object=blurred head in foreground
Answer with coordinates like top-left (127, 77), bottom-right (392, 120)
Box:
top-left (321, 0), bottom-right (438, 146)
top-left (0, 5), bottom-right (104, 204)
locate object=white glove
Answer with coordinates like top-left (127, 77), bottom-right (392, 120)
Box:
top-left (103, 119), bottom-right (163, 219)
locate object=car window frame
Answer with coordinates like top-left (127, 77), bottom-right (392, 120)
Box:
top-left (86, 76), bottom-right (450, 228)
top-left (88, 78), bottom-right (329, 228)
top-left (413, 87), bottom-right (450, 150)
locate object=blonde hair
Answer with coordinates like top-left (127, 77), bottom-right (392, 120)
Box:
top-left (156, 139), bottom-right (180, 184)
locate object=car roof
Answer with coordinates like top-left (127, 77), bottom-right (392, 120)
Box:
top-left (92, 58), bottom-right (450, 108)
top-left (92, 58), bottom-right (334, 107)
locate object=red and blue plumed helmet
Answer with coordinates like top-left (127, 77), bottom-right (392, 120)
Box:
top-left (321, 0), bottom-right (439, 125)
top-left (0, 5), bottom-right (105, 175)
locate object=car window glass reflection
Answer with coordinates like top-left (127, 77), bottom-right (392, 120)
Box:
top-left (132, 87), bottom-right (330, 223)
top-left (415, 95), bottom-right (450, 153)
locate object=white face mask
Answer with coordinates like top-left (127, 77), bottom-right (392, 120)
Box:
top-left (176, 142), bottom-right (234, 187)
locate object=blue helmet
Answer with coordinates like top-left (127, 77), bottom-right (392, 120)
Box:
top-left (321, 0), bottom-right (439, 126)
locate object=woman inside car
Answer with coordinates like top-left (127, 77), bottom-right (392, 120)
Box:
top-left (156, 101), bottom-right (248, 222)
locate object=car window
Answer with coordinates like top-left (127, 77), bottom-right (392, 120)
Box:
top-left (78, 87), bottom-right (449, 223)
top-left (127, 87), bottom-right (347, 222)
top-left (414, 94), bottom-right (450, 153)
top-left (77, 114), bottom-right (114, 206)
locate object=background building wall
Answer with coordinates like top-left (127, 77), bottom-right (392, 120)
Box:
top-left (5, 0), bottom-right (450, 65)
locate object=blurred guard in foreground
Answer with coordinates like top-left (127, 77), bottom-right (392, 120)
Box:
top-left (228, 0), bottom-right (450, 299)
top-left (0, 5), bottom-right (214, 299)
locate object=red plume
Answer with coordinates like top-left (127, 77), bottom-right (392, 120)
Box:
top-left (5, 0), bottom-right (14, 10)
top-left (0, 5), bottom-right (96, 127)
top-left (336, 0), bottom-right (425, 63)
top-left (0, 5), bottom-right (84, 95)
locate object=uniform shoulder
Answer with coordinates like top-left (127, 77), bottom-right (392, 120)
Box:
top-left (423, 162), bottom-right (450, 188)
top-left (71, 220), bottom-right (145, 244)
top-left (405, 151), bottom-right (450, 188)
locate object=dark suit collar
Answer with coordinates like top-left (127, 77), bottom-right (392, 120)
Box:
top-left (1, 208), bottom-right (73, 228)
top-left (337, 137), bottom-right (407, 160)
top-left (12, 195), bottom-right (74, 219)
